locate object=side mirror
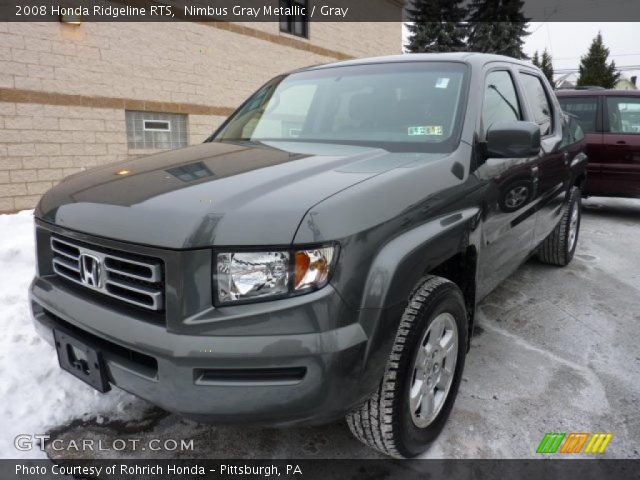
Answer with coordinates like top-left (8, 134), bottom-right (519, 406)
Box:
top-left (486, 121), bottom-right (541, 158)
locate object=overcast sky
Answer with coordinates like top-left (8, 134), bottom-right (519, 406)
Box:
top-left (402, 22), bottom-right (639, 83)
top-left (525, 22), bottom-right (639, 81)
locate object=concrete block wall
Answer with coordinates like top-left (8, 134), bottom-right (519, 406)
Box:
top-left (0, 20), bottom-right (401, 212)
top-left (0, 102), bottom-right (126, 211)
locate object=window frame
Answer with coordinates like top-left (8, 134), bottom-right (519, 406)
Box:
top-left (517, 71), bottom-right (555, 138)
top-left (479, 67), bottom-right (524, 140)
top-left (143, 119), bottom-right (171, 132)
top-left (603, 95), bottom-right (640, 135)
top-left (279, 0), bottom-right (309, 39)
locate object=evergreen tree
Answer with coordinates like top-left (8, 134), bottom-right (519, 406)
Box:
top-left (577, 32), bottom-right (620, 88)
top-left (405, 0), bottom-right (467, 53)
top-left (539, 49), bottom-right (554, 86)
top-left (467, 0), bottom-right (529, 59)
top-left (531, 50), bottom-right (540, 68)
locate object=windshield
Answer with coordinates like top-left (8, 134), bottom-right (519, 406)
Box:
top-left (212, 62), bottom-right (469, 152)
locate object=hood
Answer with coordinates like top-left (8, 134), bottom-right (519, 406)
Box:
top-left (36, 141), bottom-right (429, 248)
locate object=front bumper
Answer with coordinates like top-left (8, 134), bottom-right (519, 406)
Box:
top-left (30, 275), bottom-right (371, 426)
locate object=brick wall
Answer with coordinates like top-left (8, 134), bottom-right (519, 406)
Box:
top-left (0, 20), bottom-right (401, 212)
top-left (0, 102), bottom-right (229, 212)
top-left (0, 102), bottom-right (123, 211)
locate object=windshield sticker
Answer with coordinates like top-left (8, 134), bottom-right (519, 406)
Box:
top-left (408, 126), bottom-right (443, 136)
top-left (435, 78), bottom-right (450, 89)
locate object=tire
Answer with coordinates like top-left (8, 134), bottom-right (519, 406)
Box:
top-left (346, 276), bottom-right (468, 458)
top-left (538, 186), bottom-right (581, 266)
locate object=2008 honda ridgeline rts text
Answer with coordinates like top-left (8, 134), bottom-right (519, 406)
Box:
top-left (30, 53), bottom-right (587, 458)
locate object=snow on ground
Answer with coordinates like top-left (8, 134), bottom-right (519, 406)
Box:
top-left (0, 211), bottom-right (136, 459)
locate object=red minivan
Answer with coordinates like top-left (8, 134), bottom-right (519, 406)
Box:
top-left (556, 89), bottom-right (640, 198)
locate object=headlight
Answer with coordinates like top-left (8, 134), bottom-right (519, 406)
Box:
top-left (215, 246), bottom-right (336, 305)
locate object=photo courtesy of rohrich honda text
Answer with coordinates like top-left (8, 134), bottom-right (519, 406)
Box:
top-left (0, 0), bottom-right (639, 478)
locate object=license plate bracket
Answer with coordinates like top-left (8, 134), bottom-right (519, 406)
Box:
top-left (54, 329), bottom-right (110, 393)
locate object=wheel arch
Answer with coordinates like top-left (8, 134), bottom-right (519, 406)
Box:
top-left (427, 246), bottom-right (477, 348)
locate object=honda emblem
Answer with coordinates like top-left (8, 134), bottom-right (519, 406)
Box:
top-left (80, 254), bottom-right (101, 288)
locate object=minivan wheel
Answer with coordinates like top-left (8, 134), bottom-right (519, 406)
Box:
top-left (538, 187), bottom-right (581, 266)
top-left (346, 276), bottom-right (468, 458)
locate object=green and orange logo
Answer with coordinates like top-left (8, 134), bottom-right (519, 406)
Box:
top-left (536, 433), bottom-right (613, 454)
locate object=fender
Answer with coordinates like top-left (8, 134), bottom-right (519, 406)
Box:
top-left (360, 207), bottom-right (480, 311)
top-left (352, 207), bottom-right (481, 396)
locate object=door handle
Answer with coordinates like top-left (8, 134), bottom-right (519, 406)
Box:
top-left (616, 140), bottom-right (627, 145)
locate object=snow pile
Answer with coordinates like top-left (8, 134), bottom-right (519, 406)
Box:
top-left (0, 211), bottom-right (135, 459)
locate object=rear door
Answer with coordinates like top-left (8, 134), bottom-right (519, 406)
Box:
top-left (516, 70), bottom-right (568, 245)
top-left (602, 95), bottom-right (640, 197)
top-left (557, 95), bottom-right (605, 195)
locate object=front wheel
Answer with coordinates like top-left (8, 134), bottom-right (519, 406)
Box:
top-left (538, 186), bottom-right (581, 266)
top-left (346, 276), bottom-right (468, 458)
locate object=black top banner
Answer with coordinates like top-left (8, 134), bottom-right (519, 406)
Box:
top-left (2, 459), bottom-right (640, 480)
top-left (1, 0), bottom-right (640, 22)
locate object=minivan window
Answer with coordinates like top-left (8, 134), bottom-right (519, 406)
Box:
top-left (519, 73), bottom-right (552, 136)
top-left (482, 71), bottom-right (521, 132)
top-left (213, 62), bottom-right (469, 152)
top-left (558, 96), bottom-right (598, 134)
top-left (606, 97), bottom-right (640, 133)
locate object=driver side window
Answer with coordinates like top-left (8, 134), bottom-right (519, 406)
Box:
top-left (482, 71), bottom-right (522, 134)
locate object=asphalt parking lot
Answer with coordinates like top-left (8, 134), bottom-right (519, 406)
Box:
top-left (45, 197), bottom-right (640, 460)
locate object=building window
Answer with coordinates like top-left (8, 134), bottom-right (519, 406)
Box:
top-left (143, 119), bottom-right (171, 132)
top-left (126, 111), bottom-right (187, 149)
top-left (279, 0), bottom-right (308, 38)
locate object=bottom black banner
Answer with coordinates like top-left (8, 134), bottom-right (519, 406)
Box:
top-left (2, 459), bottom-right (640, 480)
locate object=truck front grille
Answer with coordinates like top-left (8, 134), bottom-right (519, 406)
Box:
top-left (51, 236), bottom-right (164, 311)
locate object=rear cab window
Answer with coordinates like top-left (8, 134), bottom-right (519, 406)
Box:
top-left (560, 114), bottom-right (585, 148)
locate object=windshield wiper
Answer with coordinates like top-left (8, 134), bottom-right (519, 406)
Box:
top-left (489, 84), bottom-right (519, 118)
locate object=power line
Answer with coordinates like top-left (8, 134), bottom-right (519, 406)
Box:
top-left (555, 64), bottom-right (640, 70)
top-left (554, 65), bottom-right (640, 73)
top-left (553, 53), bottom-right (640, 61)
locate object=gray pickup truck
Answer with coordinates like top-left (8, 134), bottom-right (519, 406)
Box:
top-left (30, 53), bottom-right (587, 458)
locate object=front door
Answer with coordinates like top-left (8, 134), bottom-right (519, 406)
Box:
top-left (475, 68), bottom-right (538, 299)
